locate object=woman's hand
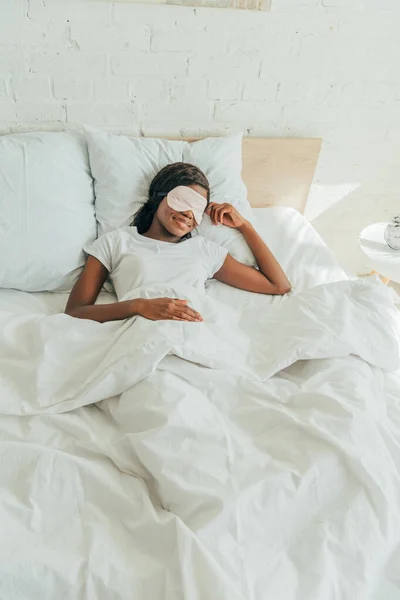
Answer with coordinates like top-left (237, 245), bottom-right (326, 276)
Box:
top-left (133, 298), bottom-right (203, 322)
top-left (205, 202), bottom-right (247, 230)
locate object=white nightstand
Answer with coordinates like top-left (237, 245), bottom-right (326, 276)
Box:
top-left (359, 222), bottom-right (400, 285)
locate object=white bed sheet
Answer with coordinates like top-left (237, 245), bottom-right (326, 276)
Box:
top-left (1, 210), bottom-right (400, 600)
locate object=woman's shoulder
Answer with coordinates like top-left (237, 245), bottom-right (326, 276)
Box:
top-left (116, 225), bottom-right (137, 237)
top-left (90, 227), bottom-right (136, 255)
top-left (189, 234), bottom-right (209, 249)
top-left (100, 226), bottom-right (136, 241)
top-left (192, 234), bottom-right (228, 260)
top-left (192, 233), bottom-right (209, 244)
top-left (193, 234), bottom-right (222, 250)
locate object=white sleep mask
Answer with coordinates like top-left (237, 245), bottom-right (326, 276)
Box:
top-left (166, 186), bottom-right (208, 225)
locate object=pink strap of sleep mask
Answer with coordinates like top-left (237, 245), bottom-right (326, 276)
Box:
top-left (166, 186), bottom-right (208, 225)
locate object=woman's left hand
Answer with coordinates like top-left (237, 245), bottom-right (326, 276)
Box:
top-left (205, 202), bottom-right (247, 230)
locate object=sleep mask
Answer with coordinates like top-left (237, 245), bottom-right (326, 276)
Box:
top-left (166, 186), bottom-right (208, 226)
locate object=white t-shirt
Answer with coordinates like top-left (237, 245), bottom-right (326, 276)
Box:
top-left (84, 226), bottom-right (228, 301)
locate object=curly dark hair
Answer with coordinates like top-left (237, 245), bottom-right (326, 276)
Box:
top-left (132, 162), bottom-right (210, 240)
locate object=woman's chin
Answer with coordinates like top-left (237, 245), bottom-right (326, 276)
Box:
top-left (167, 221), bottom-right (191, 237)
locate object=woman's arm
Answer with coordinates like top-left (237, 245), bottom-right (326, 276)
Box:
top-left (65, 256), bottom-right (203, 323)
top-left (206, 203), bottom-right (291, 296)
top-left (65, 255), bottom-right (137, 322)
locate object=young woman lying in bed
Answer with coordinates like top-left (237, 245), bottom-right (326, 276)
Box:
top-left (65, 163), bottom-right (291, 323)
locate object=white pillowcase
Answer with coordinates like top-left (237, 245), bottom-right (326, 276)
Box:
top-left (253, 207), bottom-right (347, 289)
top-left (203, 206), bottom-right (347, 286)
top-left (195, 216), bottom-right (256, 265)
top-left (205, 207), bottom-right (348, 310)
top-left (182, 133), bottom-right (252, 220)
top-left (86, 129), bottom-right (185, 236)
top-left (85, 129), bottom-right (252, 235)
top-left (200, 207), bottom-right (347, 283)
top-left (0, 132), bottom-right (96, 292)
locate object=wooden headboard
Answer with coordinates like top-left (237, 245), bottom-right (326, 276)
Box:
top-left (180, 136), bottom-right (322, 214)
top-left (241, 138), bottom-right (322, 213)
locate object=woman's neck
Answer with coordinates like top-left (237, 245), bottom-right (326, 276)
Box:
top-left (142, 219), bottom-right (181, 244)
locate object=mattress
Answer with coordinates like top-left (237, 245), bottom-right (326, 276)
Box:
top-left (1, 209), bottom-right (400, 600)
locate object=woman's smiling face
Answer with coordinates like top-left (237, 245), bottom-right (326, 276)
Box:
top-left (156, 184), bottom-right (209, 238)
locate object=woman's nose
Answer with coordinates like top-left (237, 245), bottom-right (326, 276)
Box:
top-left (181, 209), bottom-right (193, 219)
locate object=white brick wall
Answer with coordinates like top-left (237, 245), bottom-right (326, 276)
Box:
top-left (1, 0), bottom-right (400, 275)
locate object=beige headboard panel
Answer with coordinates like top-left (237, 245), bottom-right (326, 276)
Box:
top-left (241, 138), bottom-right (322, 213)
top-left (178, 136), bottom-right (322, 214)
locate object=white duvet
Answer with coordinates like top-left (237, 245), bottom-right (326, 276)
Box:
top-left (1, 274), bottom-right (400, 600)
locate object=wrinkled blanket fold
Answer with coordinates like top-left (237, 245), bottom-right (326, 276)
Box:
top-left (0, 279), bottom-right (398, 415)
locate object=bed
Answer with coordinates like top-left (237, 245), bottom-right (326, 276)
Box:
top-left (0, 132), bottom-right (400, 600)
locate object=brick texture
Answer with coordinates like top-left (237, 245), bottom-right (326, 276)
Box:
top-left (0, 0), bottom-right (400, 275)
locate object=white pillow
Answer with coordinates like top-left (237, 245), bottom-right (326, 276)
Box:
top-left (204, 207), bottom-right (348, 310)
top-left (253, 207), bottom-right (348, 289)
top-left (195, 215), bottom-right (256, 265)
top-left (0, 132), bottom-right (96, 292)
top-left (86, 129), bottom-right (185, 236)
top-left (86, 130), bottom-right (252, 235)
top-left (202, 206), bottom-right (347, 288)
top-left (182, 133), bottom-right (252, 220)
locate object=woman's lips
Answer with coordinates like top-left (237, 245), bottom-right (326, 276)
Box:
top-left (173, 215), bottom-right (190, 228)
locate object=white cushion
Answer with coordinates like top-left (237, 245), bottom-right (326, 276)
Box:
top-left (195, 216), bottom-right (256, 265)
top-left (86, 129), bottom-right (252, 235)
top-left (0, 132), bottom-right (96, 292)
top-left (199, 207), bottom-right (347, 290)
top-left (205, 207), bottom-right (348, 309)
top-left (182, 133), bottom-right (252, 220)
top-left (185, 133), bottom-right (254, 255)
top-left (253, 207), bottom-right (348, 289)
top-left (86, 129), bottom-right (185, 236)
